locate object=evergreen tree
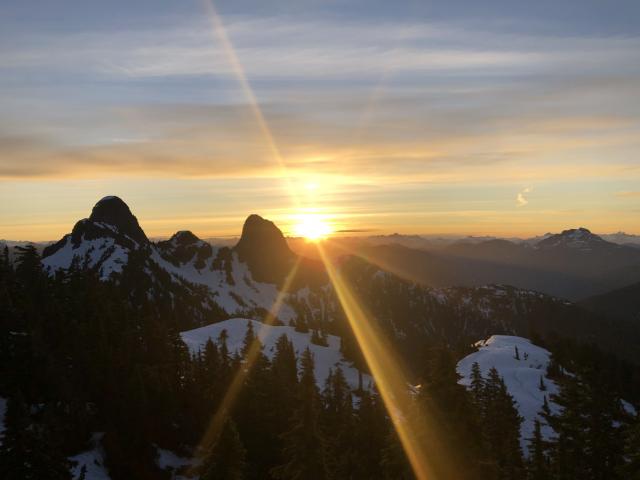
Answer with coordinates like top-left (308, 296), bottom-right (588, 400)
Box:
top-left (418, 348), bottom-right (488, 479)
top-left (0, 393), bottom-right (73, 479)
top-left (542, 373), bottom-right (587, 479)
top-left (234, 335), bottom-right (272, 479)
top-left (352, 387), bottom-right (387, 480)
top-left (469, 361), bottom-right (485, 410)
top-left (527, 419), bottom-right (550, 480)
top-left (538, 375), bottom-right (547, 392)
top-left (218, 329), bottom-right (232, 382)
top-left (13, 245), bottom-right (43, 293)
top-left (581, 374), bottom-right (626, 479)
top-left (482, 367), bottom-right (524, 479)
top-left (271, 348), bottom-right (326, 480)
top-left (200, 418), bottom-right (247, 480)
top-left (241, 321), bottom-right (256, 357)
top-left (380, 426), bottom-right (412, 480)
top-left (267, 335), bottom-right (299, 469)
top-left (321, 367), bottom-right (354, 479)
top-left (619, 414), bottom-right (640, 479)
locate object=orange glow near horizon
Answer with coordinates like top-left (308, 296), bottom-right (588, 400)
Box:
top-left (291, 212), bottom-right (334, 241)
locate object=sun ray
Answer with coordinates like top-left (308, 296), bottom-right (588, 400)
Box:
top-left (316, 241), bottom-right (460, 480)
top-left (323, 237), bottom-right (429, 286)
top-left (201, 0), bottom-right (298, 208)
top-left (198, 4), bottom-right (453, 476)
top-left (188, 258), bottom-right (301, 473)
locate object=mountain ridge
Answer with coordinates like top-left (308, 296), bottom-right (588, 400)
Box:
top-left (34, 195), bottom-right (640, 364)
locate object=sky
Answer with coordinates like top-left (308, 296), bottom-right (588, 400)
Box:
top-left (1, 0), bottom-right (640, 241)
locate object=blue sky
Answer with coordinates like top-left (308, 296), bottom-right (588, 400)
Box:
top-left (1, 0), bottom-right (639, 239)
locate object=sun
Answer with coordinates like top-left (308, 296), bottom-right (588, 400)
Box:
top-left (292, 213), bottom-right (333, 241)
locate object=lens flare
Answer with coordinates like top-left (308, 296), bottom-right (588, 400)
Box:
top-left (198, 3), bottom-right (456, 477)
top-left (317, 242), bottom-right (459, 480)
top-left (201, 0), bottom-right (298, 209)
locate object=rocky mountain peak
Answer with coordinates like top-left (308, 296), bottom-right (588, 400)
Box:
top-left (170, 230), bottom-right (201, 246)
top-left (236, 214), bottom-right (292, 258)
top-left (561, 227), bottom-right (592, 238)
top-left (234, 214), bottom-right (295, 284)
top-left (88, 196), bottom-right (148, 245)
top-left (536, 227), bottom-right (608, 251)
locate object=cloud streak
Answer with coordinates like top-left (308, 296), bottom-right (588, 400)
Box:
top-left (517, 187), bottom-right (533, 206)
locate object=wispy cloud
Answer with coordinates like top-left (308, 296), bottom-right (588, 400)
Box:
top-left (616, 190), bottom-right (640, 198)
top-left (517, 187), bottom-right (533, 206)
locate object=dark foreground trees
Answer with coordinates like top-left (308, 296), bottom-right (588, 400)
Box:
top-left (0, 246), bottom-right (638, 479)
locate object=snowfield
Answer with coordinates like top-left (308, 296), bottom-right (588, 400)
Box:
top-left (153, 250), bottom-right (298, 324)
top-left (457, 335), bottom-right (560, 451)
top-left (42, 236), bottom-right (129, 280)
top-left (181, 318), bottom-right (372, 391)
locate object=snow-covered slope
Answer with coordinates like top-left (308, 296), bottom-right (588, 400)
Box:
top-left (457, 335), bottom-right (559, 451)
top-left (181, 318), bottom-right (371, 390)
top-left (69, 433), bottom-right (111, 480)
top-left (152, 248), bottom-right (298, 323)
top-left (41, 197), bottom-right (313, 325)
top-left (42, 196), bottom-right (147, 280)
top-left (156, 447), bottom-right (200, 480)
top-left (43, 234), bottom-right (130, 280)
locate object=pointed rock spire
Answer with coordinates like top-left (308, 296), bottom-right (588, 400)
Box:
top-left (234, 214), bottom-right (295, 283)
top-left (88, 196), bottom-right (148, 244)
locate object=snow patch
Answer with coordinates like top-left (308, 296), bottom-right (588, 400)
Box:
top-left (69, 432), bottom-right (111, 480)
top-left (181, 318), bottom-right (371, 390)
top-left (152, 250), bottom-right (298, 322)
top-left (156, 446), bottom-right (201, 479)
top-left (457, 335), bottom-right (560, 452)
top-left (42, 236), bottom-right (129, 280)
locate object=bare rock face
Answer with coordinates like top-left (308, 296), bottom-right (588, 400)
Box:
top-left (88, 196), bottom-right (148, 245)
top-left (234, 214), bottom-right (296, 284)
top-left (156, 230), bottom-right (213, 269)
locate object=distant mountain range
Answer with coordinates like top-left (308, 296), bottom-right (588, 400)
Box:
top-left (338, 227), bottom-right (640, 301)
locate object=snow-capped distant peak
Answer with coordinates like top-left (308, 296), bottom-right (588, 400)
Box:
top-left (567, 227), bottom-right (589, 236)
top-left (535, 227), bottom-right (611, 251)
